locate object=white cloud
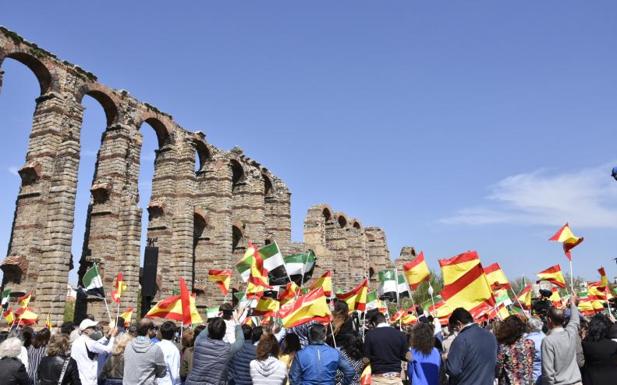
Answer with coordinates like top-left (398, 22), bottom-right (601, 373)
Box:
top-left (441, 163), bottom-right (617, 228)
top-left (8, 166), bottom-right (19, 176)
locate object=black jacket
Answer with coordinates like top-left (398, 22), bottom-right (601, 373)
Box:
top-left (37, 355), bottom-right (82, 385)
top-left (0, 357), bottom-right (30, 385)
top-left (582, 339), bottom-right (617, 385)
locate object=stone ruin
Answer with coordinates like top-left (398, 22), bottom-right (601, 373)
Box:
top-left (0, 27), bottom-right (412, 324)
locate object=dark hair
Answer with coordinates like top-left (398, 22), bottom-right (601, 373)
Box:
top-left (333, 300), bottom-right (349, 319)
top-left (128, 325), bottom-right (138, 337)
top-left (137, 319), bottom-right (154, 337)
top-left (448, 308), bottom-right (473, 328)
top-left (495, 316), bottom-right (526, 345)
top-left (116, 317), bottom-right (125, 328)
top-left (282, 333), bottom-right (301, 355)
top-left (252, 326), bottom-right (264, 344)
top-left (411, 322), bottom-right (435, 355)
top-left (242, 325), bottom-right (253, 341)
top-left (193, 324), bottom-right (206, 345)
top-left (182, 329), bottom-right (194, 348)
top-left (208, 318), bottom-right (226, 340)
top-left (256, 334), bottom-right (279, 360)
top-left (60, 322), bottom-right (75, 336)
top-left (585, 314), bottom-right (610, 342)
top-left (32, 328), bottom-right (51, 348)
top-left (21, 326), bottom-right (34, 348)
top-left (547, 307), bottom-right (565, 327)
top-left (340, 334), bottom-right (364, 361)
top-left (219, 303), bottom-right (233, 320)
top-left (86, 314), bottom-right (96, 321)
top-left (160, 321), bottom-right (176, 340)
top-left (309, 323), bottom-right (326, 343)
top-left (369, 312), bottom-right (386, 326)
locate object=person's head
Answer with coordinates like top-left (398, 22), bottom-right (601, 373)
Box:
top-left (368, 312), bottom-right (387, 328)
top-left (252, 326), bottom-right (264, 344)
top-left (448, 308), bottom-right (473, 333)
top-left (160, 321), bottom-right (176, 341)
top-left (20, 326), bottom-right (34, 347)
top-left (112, 333), bottom-right (134, 355)
top-left (495, 316), bottom-right (526, 345)
top-left (0, 337), bottom-right (23, 358)
top-left (256, 334), bottom-right (279, 361)
top-left (339, 334), bottom-right (364, 361)
top-left (411, 322), bottom-right (435, 355)
top-left (208, 318), bottom-right (227, 340)
top-left (547, 307), bottom-right (565, 330)
top-left (308, 323), bottom-right (327, 344)
top-left (60, 322), bottom-right (75, 336)
top-left (527, 317), bottom-right (544, 334)
top-left (33, 328), bottom-right (51, 348)
top-left (79, 319), bottom-right (103, 340)
top-left (585, 314), bottom-right (610, 343)
top-left (282, 333), bottom-right (301, 355)
top-left (219, 303), bottom-right (233, 321)
top-left (137, 319), bottom-right (156, 337)
top-left (128, 325), bottom-right (138, 337)
top-left (46, 334), bottom-right (70, 357)
top-left (193, 324), bottom-right (206, 345)
top-left (182, 329), bottom-right (194, 349)
top-left (241, 324), bottom-right (253, 341)
top-left (332, 300), bottom-right (349, 320)
top-left (116, 317), bottom-right (126, 329)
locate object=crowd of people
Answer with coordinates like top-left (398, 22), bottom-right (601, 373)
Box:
top-left (0, 292), bottom-right (616, 385)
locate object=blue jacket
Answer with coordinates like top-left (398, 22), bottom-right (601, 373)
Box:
top-left (445, 324), bottom-right (497, 385)
top-left (290, 343), bottom-right (355, 385)
top-left (228, 342), bottom-right (257, 385)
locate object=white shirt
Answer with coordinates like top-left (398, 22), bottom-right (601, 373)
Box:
top-left (223, 319), bottom-right (238, 344)
top-left (70, 334), bottom-right (114, 385)
top-left (18, 346), bottom-right (29, 371)
top-left (156, 339), bottom-right (181, 385)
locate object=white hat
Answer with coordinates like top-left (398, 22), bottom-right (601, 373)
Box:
top-left (79, 319), bottom-right (99, 331)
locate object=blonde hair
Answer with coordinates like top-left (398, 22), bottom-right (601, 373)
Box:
top-left (0, 337), bottom-right (23, 358)
top-left (47, 334), bottom-right (70, 357)
top-left (112, 333), bottom-right (134, 355)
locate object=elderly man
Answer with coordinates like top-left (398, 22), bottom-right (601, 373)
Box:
top-left (70, 319), bottom-right (118, 385)
top-left (526, 317), bottom-right (546, 385)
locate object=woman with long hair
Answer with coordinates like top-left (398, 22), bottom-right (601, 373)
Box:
top-left (279, 333), bottom-right (301, 371)
top-left (495, 315), bottom-right (535, 385)
top-left (28, 327), bottom-right (51, 384)
top-left (327, 300), bottom-right (357, 347)
top-left (37, 334), bottom-right (81, 385)
top-left (335, 335), bottom-right (365, 385)
top-left (407, 322), bottom-right (442, 385)
top-left (250, 334), bottom-right (287, 385)
top-left (101, 333), bottom-right (134, 385)
top-left (581, 313), bottom-right (617, 385)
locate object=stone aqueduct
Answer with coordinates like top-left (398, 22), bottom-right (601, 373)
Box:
top-left (0, 27), bottom-right (415, 324)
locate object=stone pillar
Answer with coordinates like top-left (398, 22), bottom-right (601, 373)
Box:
top-left (265, 177), bottom-right (291, 248)
top-left (365, 227), bottom-right (391, 290)
top-left (303, 205), bottom-right (332, 279)
top-left (328, 214), bottom-right (350, 290)
top-left (347, 223), bottom-right (368, 284)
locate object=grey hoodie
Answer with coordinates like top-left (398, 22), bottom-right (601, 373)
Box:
top-left (249, 356), bottom-right (287, 385)
top-left (123, 336), bottom-right (166, 385)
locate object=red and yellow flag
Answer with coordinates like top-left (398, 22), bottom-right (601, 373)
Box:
top-left (439, 252), bottom-right (495, 320)
top-left (401, 311), bottom-right (418, 325)
top-left (252, 297), bottom-right (280, 317)
top-left (119, 307), bottom-right (134, 326)
top-left (360, 365), bottom-right (371, 385)
top-left (389, 309), bottom-right (405, 324)
top-left (15, 307), bottom-right (38, 326)
top-left (336, 279), bottom-right (368, 312)
top-left (278, 282), bottom-right (299, 305)
top-left (111, 273), bottom-right (128, 303)
top-left (516, 284), bottom-right (532, 310)
top-left (403, 251), bottom-right (431, 290)
top-left (247, 241), bottom-right (271, 289)
top-left (45, 313), bottom-right (52, 329)
top-left (549, 223), bottom-right (584, 260)
top-left (145, 293), bottom-right (203, 325)
top-left (278, 288), bottom-right (331, 328)
top-left (310, 271), bottom-right (333, 297)
top-left (484, 263), bottom-right (511, 291)
top-left (537, 265), bottom-right (566, 288)
top-left (17, 292), bottom-right (31, 308)
top-left (208, 269), bottom-right (232, 296)
top-left (598, 267), bottom-right (609, 288)
top-left (549, 288), bottom-right (562, 308)
top-left (2, 307), bottom-right (15, 324)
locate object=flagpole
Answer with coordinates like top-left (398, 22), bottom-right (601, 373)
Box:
top-left (103, 296), bottom-right (113, 324)
top-left (329, 321), bottom-right (337, 348)
top-left (394, 267), bottom-right (400, 309)
top-left (569, 258), bottom-right (575, 290)
top-left (510, 287), bottom-right (529, 319)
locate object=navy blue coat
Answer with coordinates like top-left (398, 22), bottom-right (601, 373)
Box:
top-left (445, 324), bottom-right (497, 385)
top-left (228, 342), bottom-right (257, 385)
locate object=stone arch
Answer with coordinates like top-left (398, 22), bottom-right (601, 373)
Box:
top-left (192, 137), bottom-right (211, 173)
top-left (230, 159), bottom-right (245, 191)
top-left (263, 173), bottom-right (274, 197)
top-left (135, 113), bottom-right (173, 149)
top-left (232, 224), bottom-right (245, 253)
top-left (75, 84), bottom-right (119, 127)
top-left (322, 207), bottom-right (333, 222)
top-left (351, 219), bottom-right (362, 230)
top-left (1, 51), bottom-right (54, 95)
top-left (335, 213), bottom-right (348, 228)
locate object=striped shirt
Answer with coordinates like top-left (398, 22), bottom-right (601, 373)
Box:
top-left (27, 345), bottom-right (47, 383)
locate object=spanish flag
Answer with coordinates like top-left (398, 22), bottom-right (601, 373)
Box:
top-left (516, 284), bottom-right (532, 310)
top-left (17, 292), bottom-right (31, 308)
top-left (111, 273), bottom-right (128, 303)
top-left (208, 269), bottom-right (232, 296)
top-left (537, 265), bottom-right (566, 288)
top-left (2, 307), bottom-right (14, 324)
top-left (549, 288), bottom-right (562, 308)
top-left (119, 307), bottom-right (134, 325)
top-left (360, 365), bottom-right (371, 385)
top-left (145, 293), bottom-right (203, 325)
top-left (389, 309), bottom-right (405, 324)
top-left (549, 223), bottom-right (583, 260)
top-left (310, 271), bottom-right (333, 297)
top-left (484, 263), bottom-right (511, 291)
top-left (439, 252), bottom-right (495, 320)
top-left (336, 279), bottom-right (368, 312)
top-left (401, 311), bottom-right (418, 325)
top-left (278, 288), bottom-right (331, 328)
top-left (598, 267), bottom-right (609, 288)
top-left (278, 281), bottom-right (299, 305)
top-left (252, 297), bottom-right (280, 317)
top-left (45, 313), bottom-right (52, 330)
top-left (15, 307), bottom-right (38, 326)
top-left (403, 251), bottom-right (431, 290)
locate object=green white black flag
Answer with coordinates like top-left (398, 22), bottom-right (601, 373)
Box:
top-left (82, 264), bottom-right (105, 298)
top-left (1, 288), bottom-right (10, 310)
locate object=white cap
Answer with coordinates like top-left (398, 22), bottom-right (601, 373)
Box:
top-left (79, 319), bottom-right (99, 331)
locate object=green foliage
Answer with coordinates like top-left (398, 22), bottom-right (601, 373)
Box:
top-left (64, 300), bottom-right (75, 323)
top-left (411, 270), bottom-right (443, 308)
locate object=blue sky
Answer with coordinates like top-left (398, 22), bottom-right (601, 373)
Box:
top-left (1, 1), bottom-right (617, 285)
